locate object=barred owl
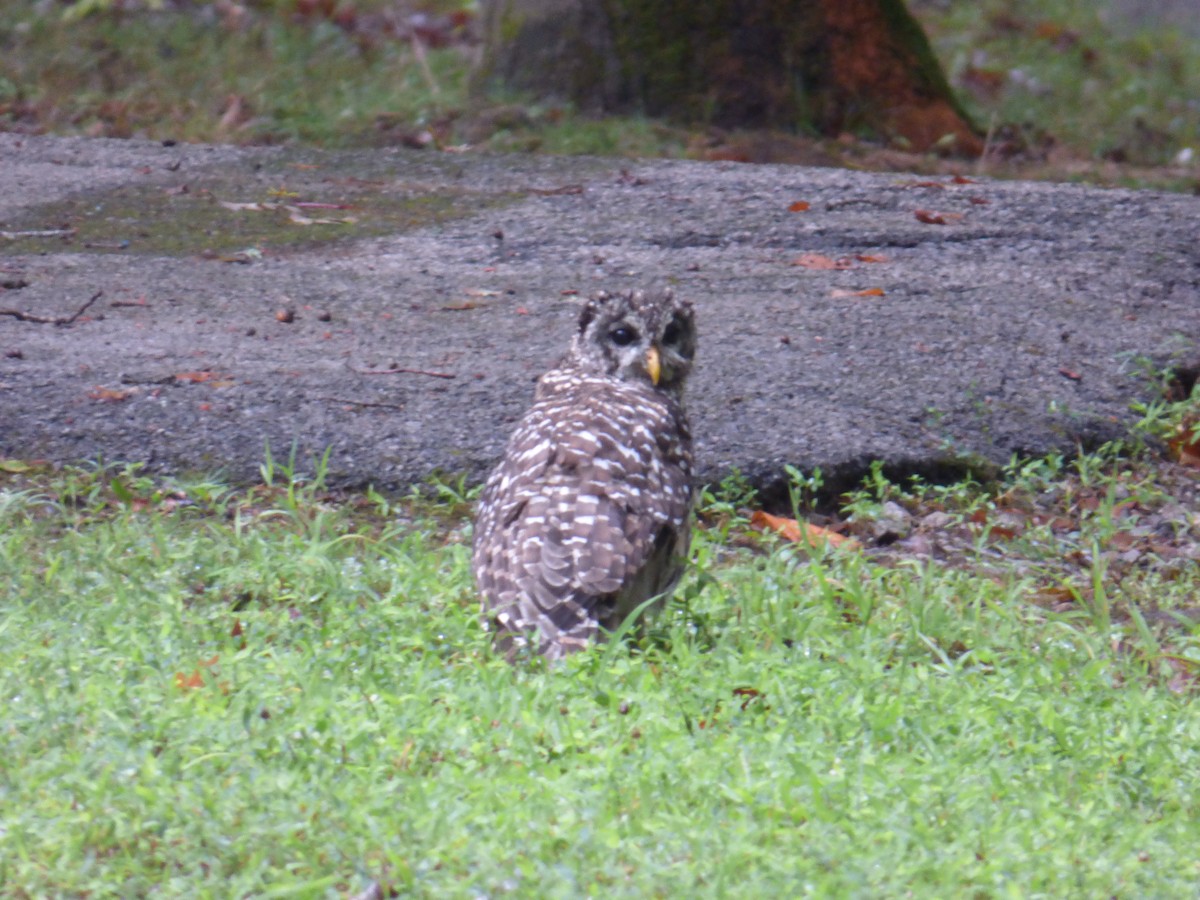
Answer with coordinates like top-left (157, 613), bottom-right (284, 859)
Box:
top-left (472, 288), bottom-right (697, 660)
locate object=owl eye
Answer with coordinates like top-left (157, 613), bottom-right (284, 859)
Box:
top-left (662, 319), bottom-right (683, 346)
top-left (609, 325), bottom-right (637, 346)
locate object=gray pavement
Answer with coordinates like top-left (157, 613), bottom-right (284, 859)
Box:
top-left (1, 133), bottom-right (1197, 498)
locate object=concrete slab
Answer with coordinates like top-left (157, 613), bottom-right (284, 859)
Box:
top-left (1, 133), bottom-right (1197, 497)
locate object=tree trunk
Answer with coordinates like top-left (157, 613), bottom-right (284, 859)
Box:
top-left (474, 0), bottom-right (981, 155)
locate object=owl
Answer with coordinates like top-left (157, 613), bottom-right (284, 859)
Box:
top-left (472, 288), bottom-right (698, 660)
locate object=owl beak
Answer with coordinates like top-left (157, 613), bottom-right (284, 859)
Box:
top-left (645, 345), bottom-right (662, 386)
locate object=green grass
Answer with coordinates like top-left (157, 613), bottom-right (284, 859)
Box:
top-left (2, 444), bottom-right (1199, 896)
top-left (2, 0), bottom-right (1198, 181)
top-left (913, 0), bottom-right (1200, 168)
top-left (0, 3), bottom-right (458, 147)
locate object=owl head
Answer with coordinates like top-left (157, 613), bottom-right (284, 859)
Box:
top-left (570, 288), bottom-right (697, 393)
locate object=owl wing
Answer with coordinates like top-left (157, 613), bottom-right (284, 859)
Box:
top-left (472, 383), bottom-right (692, 658)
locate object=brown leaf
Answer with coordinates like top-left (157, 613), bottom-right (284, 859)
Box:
top-left (750, 510), bottom-right (860, 549)
top-left (1167, 417), bottom-right (1200, 468)
top-left (175, 371), bottom-right (219, 384)
top-left (914, 209), bottom-right (964, 225)
top-left (175, 670), bottom-right (204, 691)
top-left (1058, 367), bottom-right (1082, 381)
top-left (790, 253), bottom-right (852, 270)
top-left (1107, 531), bottom-right (1139, 551)
top-left (88, 386), bottom-right (133, 402)
top-left (854, 254), bottom-right (889, 263)
top-left (961, 66), bottom-right (1007, 96)
top-left (788, 200), bottom-right (811, 212)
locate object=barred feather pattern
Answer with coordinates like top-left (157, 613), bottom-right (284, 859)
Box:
top-left (472, 289), bottom-right (696, 660)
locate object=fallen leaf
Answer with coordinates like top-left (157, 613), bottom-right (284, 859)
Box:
top-left (1107, 531), bottom-right (1139, 551)
top-left (961, 65), bottom-right (1008, 95)
top-left (1029, 585), bottom-right (1076, 608)
top-left (914, 209), bottom-right (964, 225)
top-left (1058, 367), bottom-right (1082, 381)
top-left (951, 174), bottom-right (978, 184)
top-left (830, 287), bottom-right (886, 298)
top-left (175, 670), bottom-right (204, 691)
top-left (174, 371), bottom-right (219, 384)
top-left (788, 200), bottom-right (811, 212)
top-left (750, 510), bottom-right (860, 550)
top-left (790, 253), bottom-right (852, 270)
top-left (0, 459), bottom-right (31, 473)
top-left (1033, 21), bottom-right (1066, 41)
top-left (88, 386), bottom-right (133, 402)
top-left (854, 254), bottom-right (889, 263)
top-left (1167, 418), bottom-right (1200, 468)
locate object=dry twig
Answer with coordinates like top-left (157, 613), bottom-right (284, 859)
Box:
top-left (0, 228), bottom-right (76, 241)
top-left (353, 366), bottom-right (455, 380)
top-left (315, 396), bottom-right (406, 411)
top-left (0, 290), bottom-right (104, 326)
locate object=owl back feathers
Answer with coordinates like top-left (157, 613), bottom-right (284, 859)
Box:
top-left (472, 289), bottom-right (696, 660)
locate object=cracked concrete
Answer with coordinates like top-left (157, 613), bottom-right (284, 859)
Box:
top-left (1, 133), bottom-right (1198, 497)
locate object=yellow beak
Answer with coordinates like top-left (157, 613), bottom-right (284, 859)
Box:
top-left (645, 345), bottom-right (662, 386)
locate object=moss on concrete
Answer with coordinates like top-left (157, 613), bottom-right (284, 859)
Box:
top-left (1, 159), bottom-right (523, 258)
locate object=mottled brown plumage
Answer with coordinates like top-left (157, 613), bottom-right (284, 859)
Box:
top-left (472, 288), bottom-right (697, 660)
